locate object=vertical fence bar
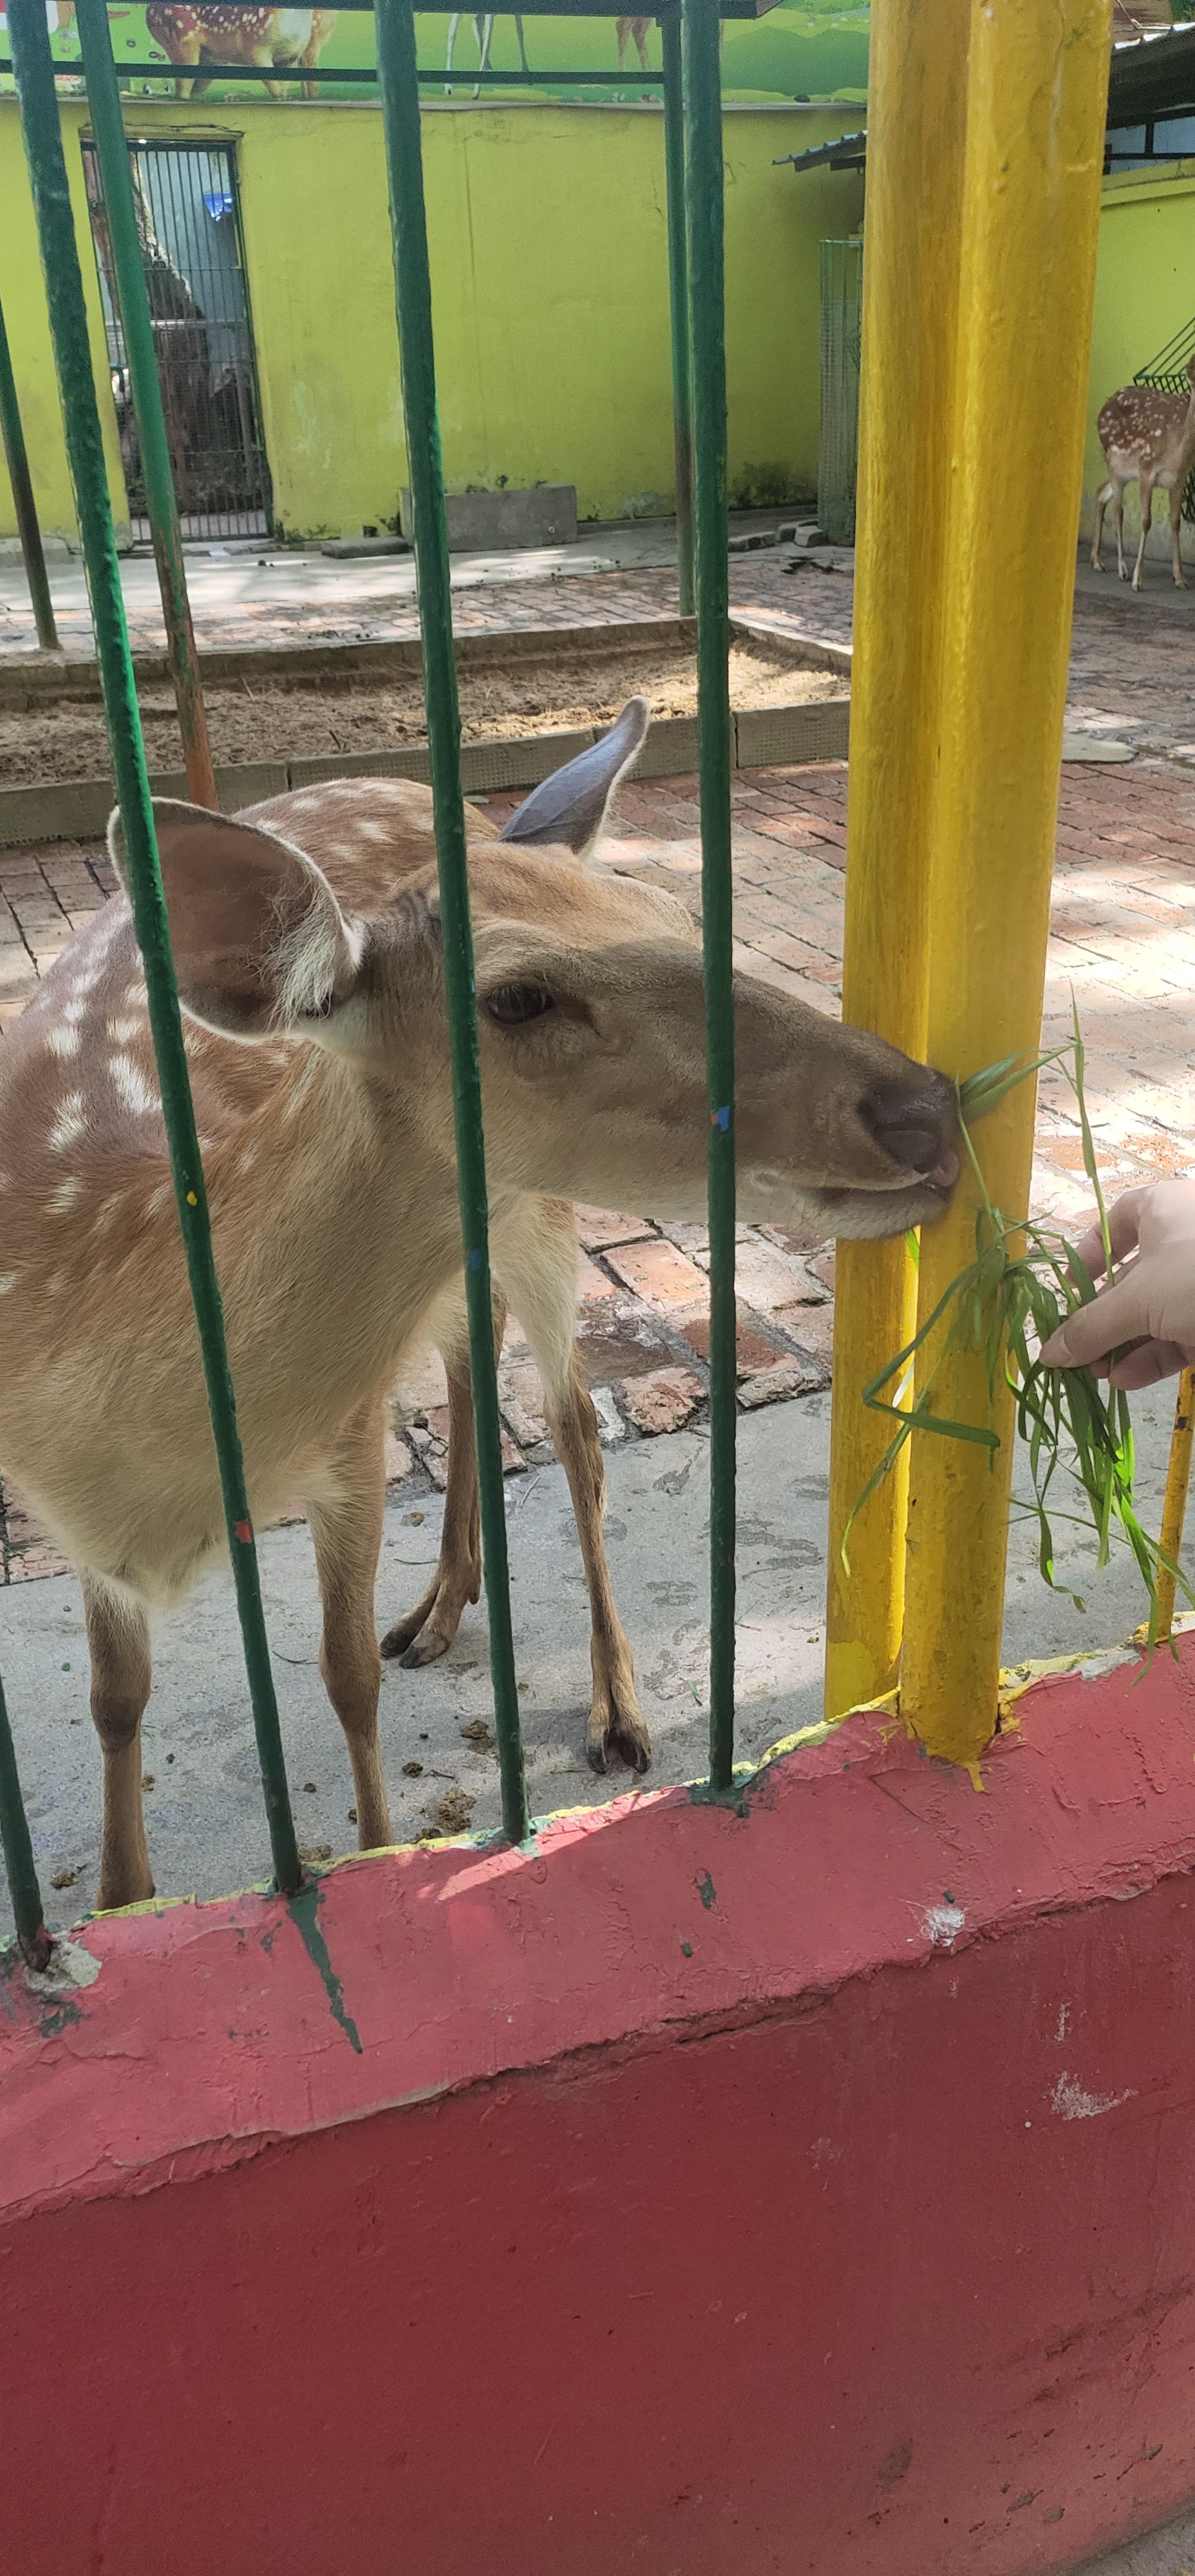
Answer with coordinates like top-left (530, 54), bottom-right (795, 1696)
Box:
top-left (823, 0), bottom-right (970, 1721)
top-left (0, 1673), bottom-right (51, 1968)
top-left (900, 0), bottom-right (1113, 1763)
top-left (374, 0), bottom-right (529, 1845)
top-left (0, 294), bottom-right (59, 652)
top-left (683, 0), bottom-right (735, 1790)
top-left (1154, 1368), bottom-right (1195, 1644)
top-left (661, 8), bottom-right (694, 620)
top-left (74, 0), bottom-right (218, 810)
top-left (11, 0), bottom-right (301, 1895)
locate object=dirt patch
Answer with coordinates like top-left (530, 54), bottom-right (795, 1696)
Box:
top-left (0, 638), bottom-right (843, 785)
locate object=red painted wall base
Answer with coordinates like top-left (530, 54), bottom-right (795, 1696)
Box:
top-left (5, 1640), bottom-right (1195, 2576)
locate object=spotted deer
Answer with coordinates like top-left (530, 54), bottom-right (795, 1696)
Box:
top-left (0, 705), bottom-right (959, 1911)
top-left (1091, 355), bottom-right (1195, 590)
top-left (144, 5), bottom-right (336, 99)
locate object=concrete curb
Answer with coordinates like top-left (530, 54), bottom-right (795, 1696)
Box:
top-left (0, 699), bottom-right (853, 846)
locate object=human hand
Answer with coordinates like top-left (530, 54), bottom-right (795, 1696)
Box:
top-left (1038, 1178), bottom-right (1195, 1390)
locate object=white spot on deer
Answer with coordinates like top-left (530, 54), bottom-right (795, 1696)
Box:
top-left (922, 1903), bottom-right (965, 1949)
top-left (359, 820), bottom-right (390, 842)
top-left (0, 1274), bottom-right (16, 1296)
top-left (49, 1092), bottom-right (86, 1150)
top-left (47, 1023), bottom-right (81, 1058)
top-left (108, 1013), bottom-right (144, 1045)
top-left (146, 1183), bottom-right (171, 1218)
top-left (92, 1198), bottom-right (124, 1233)
top-left (1051, 2072), bottom-right (1136, 2121)
top-left (108, 1054), bottom-right (158, 1118)
top-left (48, 1179), bottom-right (82, 1213)
top-left (64, 996), bottom-right (88, 1025)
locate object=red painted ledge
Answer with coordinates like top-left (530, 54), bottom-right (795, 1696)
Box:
top-left (4, 1636), bottom-right (1195, 2575)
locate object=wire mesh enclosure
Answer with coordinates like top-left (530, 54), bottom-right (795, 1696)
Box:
top-left (82, 137), bottom-right (272, 540)
top-left (817, 236), bottom-right (861, 546)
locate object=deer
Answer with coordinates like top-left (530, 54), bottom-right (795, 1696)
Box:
top-left (444, 9), bottom-right (528, 96)
top-left (616, 17), bottom-right (651, 72)
top-left (144, 5), bottom-right (337, 100)
top-left (1091, 355), bottom-right (1195, 591)
top-left (0, 703), bottom-right (960, 1915)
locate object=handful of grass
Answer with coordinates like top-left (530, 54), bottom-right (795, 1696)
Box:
top-left (845, 1009), bottom-right (1189, 1640)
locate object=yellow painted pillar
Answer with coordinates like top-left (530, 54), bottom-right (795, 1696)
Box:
top-left (824, 0), bottom-right (971, 1719)
top-left (900, 0), bottom-right (1114, 1763)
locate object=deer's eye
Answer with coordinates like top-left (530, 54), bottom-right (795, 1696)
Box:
top-left (485, 983), bottom-right (556, 1027)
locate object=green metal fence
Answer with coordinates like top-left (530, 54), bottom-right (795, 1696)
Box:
top-left (0, 0), bottom-right (736, 1962)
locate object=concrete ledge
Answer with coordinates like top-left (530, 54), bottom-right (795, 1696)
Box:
top-left (5, 1640), bottom-right (1195, 2572)
top-left (0, 703), bottom-right (851, 846)
top-left (735, 698), bottom-right (851, 764)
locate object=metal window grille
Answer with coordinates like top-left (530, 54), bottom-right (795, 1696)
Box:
top-left (0, 0), bottom-right (731, 1962)
top-left (82, 135), bottom-right (272, 542)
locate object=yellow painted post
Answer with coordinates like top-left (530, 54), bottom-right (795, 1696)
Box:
top-left (1155, 1368), bottom-right (1195, 1644)
top-left (824, 0), bottom-right (971, 1720)
top-left (900, 0), bottom-right (1114, 1763)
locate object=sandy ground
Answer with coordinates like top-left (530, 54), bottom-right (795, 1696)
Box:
top-left (0, 637), bottom-right (842, 784)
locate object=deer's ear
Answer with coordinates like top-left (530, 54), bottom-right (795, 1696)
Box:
top-left (107, 799), bottom-right (365, 1041)
top-left (500, 696), bottom-right (648, 860)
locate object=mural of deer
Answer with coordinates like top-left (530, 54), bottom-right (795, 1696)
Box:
top-left (444, 8), bottom-right (528, 96)
top-left (144, 5), bottom-right (337, 100)
top-left (616, 16), bottom-right (651, 71)
top-left (0, 706), bottom-right (959, 1911)
top-left (1091, 355), bottom-right (1195, 590)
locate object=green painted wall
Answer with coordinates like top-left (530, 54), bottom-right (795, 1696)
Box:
top-left (1084, 160), bottom-right (1195, 539)
top-left (0, 97), bottom-right (863, 545)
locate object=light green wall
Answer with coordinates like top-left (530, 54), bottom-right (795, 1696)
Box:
top-left (0, 97), bottom-right (863, 544)
top-left (1084, 160), bottom-right (1195, 538)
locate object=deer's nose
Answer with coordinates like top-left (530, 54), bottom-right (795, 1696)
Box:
top-left (861, 1076), bottom-right (959, 1181)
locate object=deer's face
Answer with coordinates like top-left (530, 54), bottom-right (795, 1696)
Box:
top-left (458, 857), bottom-right (958, 1236)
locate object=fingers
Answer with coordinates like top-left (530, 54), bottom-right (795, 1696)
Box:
top-left (1064, 1191), bottom-right (1148, 1286)
top-left (1039, 1268), bottom-right (1152, 1370)
top-left (1106, 1339), bottom-right (1191, 1391)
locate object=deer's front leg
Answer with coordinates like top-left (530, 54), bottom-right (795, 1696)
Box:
top-left (495, 1199), bottom-right (650, 1778)
top-left (381, 1291), bottom-right (507, 1669)
top-left (306, 1402), bottom-right (391, 1852)
top-left (84, 1574), bottom-right (155, 1912)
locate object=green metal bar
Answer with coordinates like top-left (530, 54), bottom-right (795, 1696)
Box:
top-left (661, 12), bottom-right (695, 620)
top-left (0, 56), bottom-right (666, 82)
top-left (683, 0), bottom-right (736, 1791)
top-left (374, 0), bottom-right (529, 1847)
top-left (0, 1671), bottom-right (52, 1968)
top-left (0, 294), bottom-right (59, 653)
top-left (10, 0), bottom-right (301, 1899)
top-left (74, 0), bottom-right (217, 811)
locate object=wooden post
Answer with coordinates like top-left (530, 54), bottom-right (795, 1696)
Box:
top-left (900, 0), bottom-right (1114, 1762)
top-left (824, 0), bottom-right (971, 1719)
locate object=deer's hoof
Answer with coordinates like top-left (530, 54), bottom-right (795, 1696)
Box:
top-left (587, 1697), bottom-right (652, 1778)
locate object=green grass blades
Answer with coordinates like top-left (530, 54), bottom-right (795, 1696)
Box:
top-left (843, 1028), bottom-right (1191, 1639)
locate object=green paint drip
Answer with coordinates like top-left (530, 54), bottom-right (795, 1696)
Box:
top-left (289, 1882), bottom-right (363, 2054)
top-left (694, 1869), bottom-right (717, 1910)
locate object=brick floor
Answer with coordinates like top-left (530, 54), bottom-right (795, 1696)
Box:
top-left (5, 745), bottom-right (1195, 1580)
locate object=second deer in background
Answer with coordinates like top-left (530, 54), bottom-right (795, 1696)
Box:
top-left (1092, 354), bottom-right (1195, 590)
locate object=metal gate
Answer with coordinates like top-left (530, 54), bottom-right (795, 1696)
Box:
top-left (82, 137), bottom-right (272, 540)
top-left (818, 236), bottom-right (862, 546)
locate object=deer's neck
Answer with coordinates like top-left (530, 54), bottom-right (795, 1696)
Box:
top-left (203, 1050), bottom-right (469, 1437)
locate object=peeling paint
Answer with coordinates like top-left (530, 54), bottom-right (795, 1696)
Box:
top-left (922, 1904), bottom-right (965, 1950)
top-left (1050, 2072), bottom-right (1136, 2121)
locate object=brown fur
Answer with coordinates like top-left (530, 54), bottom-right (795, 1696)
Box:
top-left (1092, 357), bottom-right (1195, 589)
top-left (0, 759), bottom-right (957, 1907)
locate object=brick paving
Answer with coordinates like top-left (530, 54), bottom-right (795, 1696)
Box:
top-left (5, 743), bottom-right (1195, 1581)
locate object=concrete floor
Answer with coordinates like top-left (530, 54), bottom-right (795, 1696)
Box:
top-left (1082, 2506), bottom-right (1195, 2574)
top-left (0, 1373), bottom-right (1181, 1936)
